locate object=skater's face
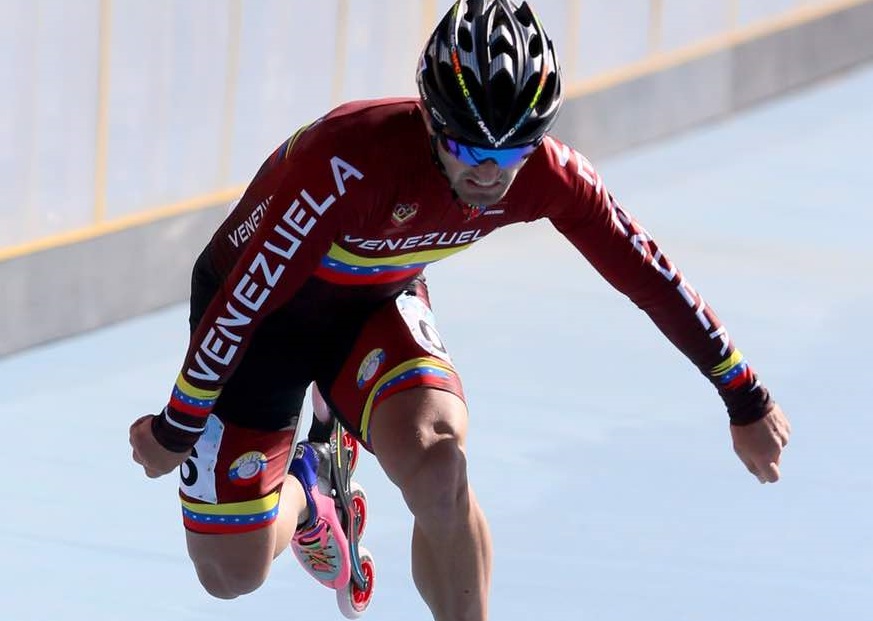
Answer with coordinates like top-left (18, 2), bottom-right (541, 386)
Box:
top-left (435, 137), bottom-right (528, 206)
top-left (422, 107), bottom-right (534, 207)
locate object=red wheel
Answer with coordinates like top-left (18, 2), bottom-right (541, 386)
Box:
top-left (342, 430), bottom-right (360, 475)
top-left (336, 547), bottom-right (375, 619)
top-left (349, 481), bottom-right (367, 539)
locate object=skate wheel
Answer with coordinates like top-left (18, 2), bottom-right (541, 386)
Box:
top-left (342, 430), bottom-right (360, 475)
top-left (349, 481), bottom-right (367, 539)
top-left (336, 547), bottom-right (375, 619)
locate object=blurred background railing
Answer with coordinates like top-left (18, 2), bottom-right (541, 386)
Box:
top-left (0, 0), bottom-right (857, 258)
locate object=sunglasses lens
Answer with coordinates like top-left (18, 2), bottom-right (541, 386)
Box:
top-left (440, 135), bottom-right (537, 168)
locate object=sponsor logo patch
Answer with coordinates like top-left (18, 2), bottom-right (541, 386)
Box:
top-left (357, 348), bottom-right (386, 389)
top-left (391, 203), bottom-right (419, 226)
top-left (228, 451), bottom-right (268, 486)
top-left (462, 204), bottom-right (487, 221)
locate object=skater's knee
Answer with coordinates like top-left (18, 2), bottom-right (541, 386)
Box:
top-left (194, 559), bottom-right (270, 599)
top-left (371, 388), bottom-right (472, 520)
top-left (186, 531), bottom-right (273, 599)
top-left (416, 437), bottom-right (469, 509)
top-left (395, 434), bottom-right (471, 522)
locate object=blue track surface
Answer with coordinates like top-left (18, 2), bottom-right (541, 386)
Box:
top-left (3, 62), bottom-right (872, 621)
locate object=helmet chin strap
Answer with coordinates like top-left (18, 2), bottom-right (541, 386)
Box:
top-left (428, 133), bottom-right (446, 175)
top-left (429, 133), bottom-right (464, 206)
top-left (423, 110), bottom-right (486, 214)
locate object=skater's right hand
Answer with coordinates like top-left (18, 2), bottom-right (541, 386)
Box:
top-left (129, 414), bottom-right (191, 478)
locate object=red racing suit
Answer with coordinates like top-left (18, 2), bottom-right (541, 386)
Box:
top-left (153, 98), bottom-right (772, 451)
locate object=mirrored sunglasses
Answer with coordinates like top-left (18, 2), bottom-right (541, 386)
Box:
top-left (438, 133), bottom-right (539, 168)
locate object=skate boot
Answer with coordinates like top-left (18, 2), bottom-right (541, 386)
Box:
top-left (289, 424), bottom-right (375, 618)
top-left (289, 442), bottom-right (351, 590)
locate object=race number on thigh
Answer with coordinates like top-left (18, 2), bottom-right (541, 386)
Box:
top-left (180, 414), bottom-right (225, 504)
top-left (396, 292), bottom-right (451, 364)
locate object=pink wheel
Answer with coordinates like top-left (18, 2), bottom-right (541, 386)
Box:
top-left (336, 547), bottom-right (375, 619)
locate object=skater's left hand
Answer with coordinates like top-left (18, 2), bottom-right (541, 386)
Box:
top-left (730, 402), bottom-right (791, 484)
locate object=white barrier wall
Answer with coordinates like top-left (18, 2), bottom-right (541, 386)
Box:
top-left (1, 0), bottom-right (844, 251)
top-left (2, 0), bottom-right (872, 356)
top-left (1, 1), bottom-right (102, 246)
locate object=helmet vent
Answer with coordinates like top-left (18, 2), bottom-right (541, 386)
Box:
top-left (489, 54), bottom-right (514, 81)
top-left (514, 2), bottom-right (535, 27)
top-left (528, 33), bottom-right (542, 57)
top-left (490, 35), bottom-right (514, 60)
top-left (457, 26), bottom-right (474, 52)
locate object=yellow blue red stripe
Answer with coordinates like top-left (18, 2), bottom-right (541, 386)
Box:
top-left (710, 349), bottom-right (754, 390)
top-left (359, 357), bottom-right (458, 443)
top-left (315, 243), bottom-right (473, 285)
top-left (170, 373), bottom-right (220, 416)
top-left (180, 492), bottom-right (280, 534)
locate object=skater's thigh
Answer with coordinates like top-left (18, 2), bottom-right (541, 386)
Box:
top-left (368, 387), bottom-right (470, 487)
top-left (179, 414), bottom-right (296, 578)
top-left (178, 302), bottom-right (311, 555)
top-left (319, 277), bottom-right (467, 450)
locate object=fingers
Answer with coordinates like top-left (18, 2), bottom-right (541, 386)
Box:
top-left (769, 420), bottom-right (790, 449)
top-left (741, 459), bottom-right (761, 481)
top-left (767, 403), bottom-right (792, 447)
top-left (143, 466), bottom-right (162, 479)
top-left (745, 457), bottom-right (780, 484)
top-left (759, 421), bottom-right (787, 483)
top-left (131, 448), bottom-right (165, 478)
top-left (761, 462), bottom-right (780, 483)
top-left (131, 446), bottom-right (156, 477)
top-left (731, 407), bottom-right (790, 485)
top-left (129, 414), bottom-right (152, 436)
top-left (129, 414), bottom-right (164, 478)
top-left (130, 416), bottom-right (147, 466)
top-left (778, 427), bottom-right (790, 449)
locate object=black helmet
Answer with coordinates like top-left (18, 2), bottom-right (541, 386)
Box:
top-left (417, 0), bottom-right (563, 148)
